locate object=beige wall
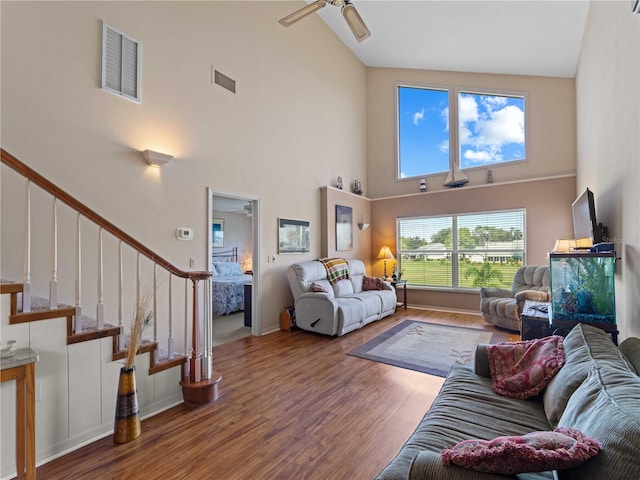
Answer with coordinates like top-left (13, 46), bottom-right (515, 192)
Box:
top-left (366, 67), bottom-right (577, 198)
top-left (320, 187), bottom-right (372, 265)
top-left (0, 1), bottom-right (366, 473)
top-left (370, 176), bottom-right (576, 311)
top-left (576, 1), bottom-right (640, 340)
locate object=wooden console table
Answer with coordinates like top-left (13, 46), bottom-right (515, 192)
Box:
top-left (1, 348), bottom-right (38, 480)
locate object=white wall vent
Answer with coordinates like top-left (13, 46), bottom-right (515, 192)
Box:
top-left (214, 69), bottom-right (236, 94)
top-left (101, 21), bottom-right (141, 103)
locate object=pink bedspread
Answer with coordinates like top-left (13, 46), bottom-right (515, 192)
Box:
top-left (488, 336), bottom-right (565, 399)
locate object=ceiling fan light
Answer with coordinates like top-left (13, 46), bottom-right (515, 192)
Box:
top-left (279, 0), bottom-right (326, 27)
top-left (342, 3), bottom-right (370, 42)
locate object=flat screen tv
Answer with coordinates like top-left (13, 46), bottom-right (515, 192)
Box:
top-left (572, 188), bottom-right (607, 245)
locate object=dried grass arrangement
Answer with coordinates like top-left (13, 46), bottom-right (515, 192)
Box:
top-left (124, 280), bottom-right (154, 369)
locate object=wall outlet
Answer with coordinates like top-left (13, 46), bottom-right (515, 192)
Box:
top-left (189, 258), bottom-right (196, 268)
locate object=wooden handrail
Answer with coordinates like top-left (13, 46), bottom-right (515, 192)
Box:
top-left (1, 149), bottom-right (209, 281)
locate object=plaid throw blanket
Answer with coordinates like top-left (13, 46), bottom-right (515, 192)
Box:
top-left (317, 258), bottom-right (349, 284)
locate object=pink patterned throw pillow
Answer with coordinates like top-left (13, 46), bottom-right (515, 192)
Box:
top-left (442, 427), bottom-right (601, 474)
top-left (488, 335), bottom-right (565, 399)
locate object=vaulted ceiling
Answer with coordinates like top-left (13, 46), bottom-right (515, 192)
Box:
top-left (311, 0), bottom-right (590, 77)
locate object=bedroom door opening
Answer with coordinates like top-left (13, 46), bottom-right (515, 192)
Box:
top-left (207, 188), bottom-right (260, 345)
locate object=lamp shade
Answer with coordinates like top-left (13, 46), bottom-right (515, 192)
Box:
top-left (552, 239), bottom-right (576, 253)
top-left (552, 238), bottom-right (593, 253)
top-left (377, 246), bottom-right (395, 260)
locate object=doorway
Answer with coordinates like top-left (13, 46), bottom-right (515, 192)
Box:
top-left (207, 188), bottom-right (260, 345)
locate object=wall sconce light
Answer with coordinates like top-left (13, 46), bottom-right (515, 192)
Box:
top-left (142, 149), bottom-right (173, 167)
top-left (377, 245), bottom-right (395, 279)
top-left (358, 223), bottom-right (370, 230)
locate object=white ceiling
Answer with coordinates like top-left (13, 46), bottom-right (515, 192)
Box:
top-left (213, 195), bottom-right (252, 213)
top-left (311, 0), bottom-right (591, 77)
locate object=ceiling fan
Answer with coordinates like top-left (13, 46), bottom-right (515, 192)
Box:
top-left (279, 0), bottom-right (371, 43)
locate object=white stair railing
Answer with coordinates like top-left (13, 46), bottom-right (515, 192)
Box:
top-left (3, 148), bottom-right (215, 401)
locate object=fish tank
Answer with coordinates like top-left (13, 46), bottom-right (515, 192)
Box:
top-left (549, 251), bottom-right (616, 325)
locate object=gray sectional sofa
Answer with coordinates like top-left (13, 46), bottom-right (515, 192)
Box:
top-left (376, 323), bottom-right (640, 480)
top-left (286, 259), bottom-right (396, 336)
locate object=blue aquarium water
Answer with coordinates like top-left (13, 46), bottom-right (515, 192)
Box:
top-left (549, 252), bottom-right (616, 325)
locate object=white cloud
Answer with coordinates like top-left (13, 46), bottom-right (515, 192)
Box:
top-left (438, 139), bottom-right (449, 153)
top-left (458, 95), bottom-right (479, 124)
top-left (413, 108), bottom-right (425, 126)
top-left (475, 105), bottom-right (524, 147)
top-left (463, 148), bottom-right (503, 163)
top-left (481, 96), bottom-right (508, 112)
top-left (441, 106), bottom-right (450, 131)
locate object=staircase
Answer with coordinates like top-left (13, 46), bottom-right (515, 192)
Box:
top-left (1, 149), bottom-right (220, 401)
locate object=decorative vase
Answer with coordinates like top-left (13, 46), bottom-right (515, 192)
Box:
top-left (114, 366), bottom-right (141, 444)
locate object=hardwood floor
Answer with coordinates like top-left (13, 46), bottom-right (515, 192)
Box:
top-left (35, 308), bottom-right (517, 480)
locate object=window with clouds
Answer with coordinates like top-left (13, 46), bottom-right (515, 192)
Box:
top-left (396, 85), bottom-right (526, 180)
top-left (458, 91), bottom-right (525, 168)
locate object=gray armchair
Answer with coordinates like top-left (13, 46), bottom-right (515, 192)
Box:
top-left (479, 265), bottom-right (549, 331)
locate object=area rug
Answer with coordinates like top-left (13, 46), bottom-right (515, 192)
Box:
top-left (347, 320), bottom-right (511, 377)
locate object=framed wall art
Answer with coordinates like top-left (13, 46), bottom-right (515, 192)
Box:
top-left (212, 219), bottom-right (224, 248)
top-left (335, 205), bottom-right (353, 251)
top-left (278, 218), bottom-right (310, 254)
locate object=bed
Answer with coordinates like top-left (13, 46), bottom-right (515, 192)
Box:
top-left (211, 247), bottom-right (252, 316)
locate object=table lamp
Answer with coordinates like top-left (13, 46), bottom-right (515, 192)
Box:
top-left (377, 246), bottom-right (395, 279)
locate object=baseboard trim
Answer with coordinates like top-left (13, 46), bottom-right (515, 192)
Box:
top-left (406, 304), bottom-right (481, 316)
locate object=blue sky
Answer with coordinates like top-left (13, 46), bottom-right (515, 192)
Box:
top-left (398, 86), bottom-right (525, 178)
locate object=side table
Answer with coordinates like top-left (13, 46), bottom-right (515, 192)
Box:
top-left (1, 347), bottom-right (39, 480)
top-left (551, 319), bottom-right (619, 345)
top-left (520, 300), bottom-right (551, 341)
top-left (390, 280), bottom-right (407, 310)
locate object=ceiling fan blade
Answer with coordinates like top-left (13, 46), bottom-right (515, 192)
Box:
top-left (279, 0), bottom-right (327, 27)
top-left (341, 2), bottom-right (370, 42)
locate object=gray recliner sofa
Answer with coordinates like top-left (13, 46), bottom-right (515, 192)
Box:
top-left (375, 323), bottom-right (640, 480)
top-left (286, 259), bottom-right (396, 336)
top-left (480, 265), bottom-right (549, 332)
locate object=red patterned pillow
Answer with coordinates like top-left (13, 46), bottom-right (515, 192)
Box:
top-left (488, 335), bottom-right (565, 399)
top-left (442, 427), bottom-right (601, 475)
top-left (362, 275), bottom-right (383, 291)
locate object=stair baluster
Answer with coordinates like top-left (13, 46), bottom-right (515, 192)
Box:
top-left (22, 180), bottom-right (32, 313)
top-left (74, 212), bottom-right (83, 333)
top-left (118, 241), bottom-right (124, 350)
top-left (96, 227), bottom-right (104, 329)
top-left (49, 197), bottom-right (58, 308)
top-left (168, 276), bottom-right (174, 360)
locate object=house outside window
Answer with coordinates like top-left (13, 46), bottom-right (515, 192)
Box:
top-left (397, 209), bottom-right (526, 290)
top-left (396, 84), bottom-right (526, 180)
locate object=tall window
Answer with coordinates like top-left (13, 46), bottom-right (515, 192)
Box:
top-left (397, 85), bottom-right (526, 180)
top-left (397, 210), bottom-right (525, 290)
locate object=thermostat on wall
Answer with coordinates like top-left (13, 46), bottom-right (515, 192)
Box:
top-left (176, 227), bottom-right (193, 240)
